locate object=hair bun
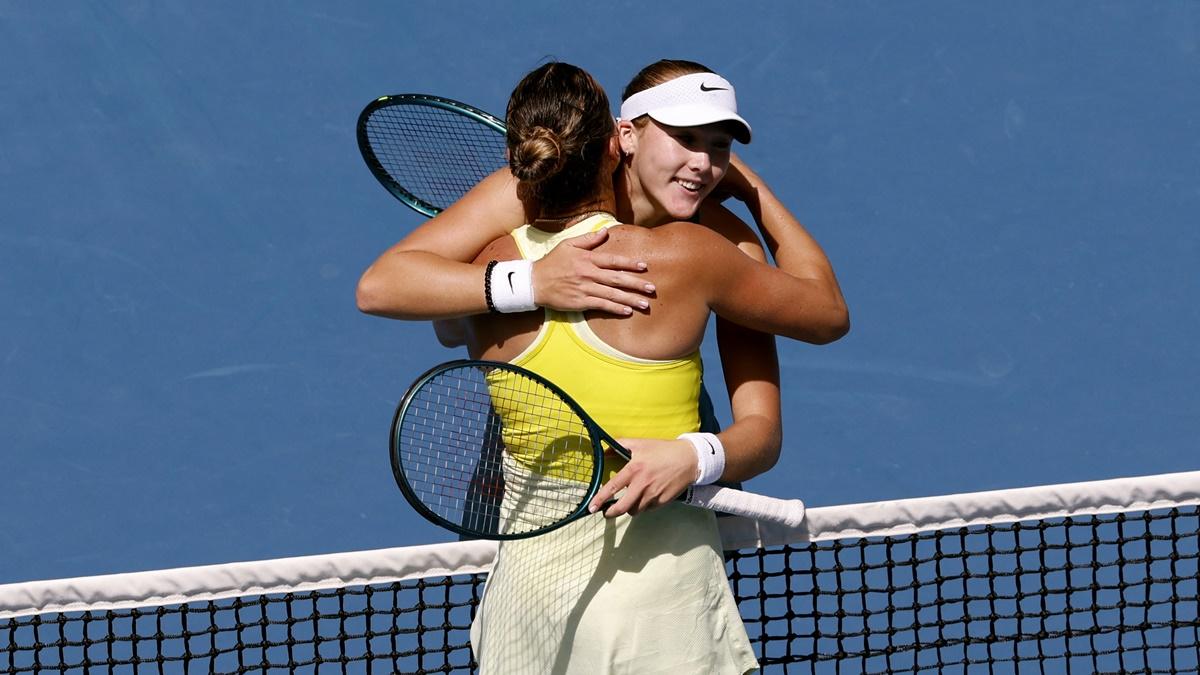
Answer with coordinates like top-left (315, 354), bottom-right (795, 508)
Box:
top-left (510, 125), bottom-right (565, 184)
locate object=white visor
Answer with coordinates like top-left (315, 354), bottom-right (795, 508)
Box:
top-left (619, 72), bottom-right (751, 143)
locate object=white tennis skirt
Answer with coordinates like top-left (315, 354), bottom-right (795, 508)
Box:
top-left (471, 459), bottom-right (758, 674)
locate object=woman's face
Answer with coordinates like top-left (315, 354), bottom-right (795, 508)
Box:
top-left (620, 118), bottom-right (734, 224)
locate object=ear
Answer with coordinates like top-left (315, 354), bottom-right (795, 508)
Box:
top-left (616, 119), bottom-right (638, 156)
top-left (605, 134), bottom-right (621, 165)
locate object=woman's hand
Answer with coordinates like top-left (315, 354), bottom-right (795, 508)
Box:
top-left (708, 153), bottom-right (762, 206)
top-left (588, 437), bottom-right (698, 517)
top-left (531, 229), bottom-right (656, 315)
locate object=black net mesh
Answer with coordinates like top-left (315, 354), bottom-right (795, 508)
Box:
top-left (3, 575), bottom-right (483, 675)
top-left (4, 505), bottom-right (1198, 673)
top-left (731, 506), bottom-right (1200, 674)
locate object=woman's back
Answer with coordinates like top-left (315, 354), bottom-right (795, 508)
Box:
top-left (466, 219), bottom-right (720, 364)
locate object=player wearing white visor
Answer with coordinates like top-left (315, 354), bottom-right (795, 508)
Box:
top-left (614, 67), bottom-right (756, 230)
top-left (360, 57), bottom-right (848, 519)
top-left (618, 72), bottom-right (752, 143)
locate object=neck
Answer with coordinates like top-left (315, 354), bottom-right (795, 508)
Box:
top-left (533, 182), bottom-right (619, 232)
top-left (531, 207), bottom-right (612, 231)
top-left (614, 165), bottom-right (665, 228)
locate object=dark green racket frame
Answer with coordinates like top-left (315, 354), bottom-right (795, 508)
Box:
top-left (356, 94), bottom-right (507, 217)
top-left (390, 359), bottom-right (609, 540)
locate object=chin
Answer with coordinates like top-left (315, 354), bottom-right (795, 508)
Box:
top-left (661, 195), bottom-right (701, 220)
top-left (666, 199), bottom-right (702, 221)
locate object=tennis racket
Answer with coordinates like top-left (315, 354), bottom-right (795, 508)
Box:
top-left (356, 94), bottom-right (508, 217)
top-left (390, 359), bottom-right (806, 540)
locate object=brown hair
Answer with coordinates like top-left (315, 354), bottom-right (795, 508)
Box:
top-left (506, 62), bottom-right (615, 214)
top-left (621, 59), bottom-right (714, 104)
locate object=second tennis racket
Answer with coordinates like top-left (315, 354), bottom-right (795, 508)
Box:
top-left (391, 359), bottom-right (806, 540)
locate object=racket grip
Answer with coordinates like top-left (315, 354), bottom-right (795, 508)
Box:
top-left (685, 485), bottom-right (806, 528)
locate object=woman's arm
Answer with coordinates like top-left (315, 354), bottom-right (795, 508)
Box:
top-left (701, 155), bottom-right (850, 343)
top-left (687, 224), bottom-right (848, 345)
top-left (705, 227), bottom-right (785, 484)
top-left (356, 169), bottom-right (654, 320)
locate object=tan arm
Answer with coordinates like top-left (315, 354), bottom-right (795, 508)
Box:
top-left (356, 170), bottom-right (527, 319)
top-left (357, 169), bottom-right (655, 319)
top-left (702, 155), bottom-right (849, 343)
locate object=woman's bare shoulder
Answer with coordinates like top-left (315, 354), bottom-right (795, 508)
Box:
top-left (600, 221), bottom-right (730, 270)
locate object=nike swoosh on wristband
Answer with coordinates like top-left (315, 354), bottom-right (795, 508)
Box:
top-left (506, 271), bottom-right (516, 291)
top-left (703, 439), bottom-right (716, 455)
top-left (699, 83), bottom-right (729, 92)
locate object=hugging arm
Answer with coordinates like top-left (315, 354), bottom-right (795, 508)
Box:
top-left (356, 169), bottom-right (654, 321)
top-left (699, 224), bottom-right (849, 342)
top-left (702, 155), bottom-right (849, 344)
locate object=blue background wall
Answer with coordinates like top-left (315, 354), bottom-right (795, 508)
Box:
top-left (2, 2), bottom-right (1197, 583)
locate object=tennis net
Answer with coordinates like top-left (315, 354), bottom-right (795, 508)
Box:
top-left (3, 470), bottom-right (1198, 673)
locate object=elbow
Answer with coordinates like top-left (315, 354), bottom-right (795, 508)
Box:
top-left (433, 319), bottom-right (467, 348)
top-left (761, 437), bottom-right (782, 474)
top-left (780, 304), bottom-right (849, 345)
top-left (355, 273), bottom-right (388, 316)
top-left (809, 306), bottom-right (850, 345)
top-left (750, 428), bottom-right (783, 479)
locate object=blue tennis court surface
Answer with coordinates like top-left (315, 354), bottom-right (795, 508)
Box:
top-left (1, 2), bottom-right (1197, 584)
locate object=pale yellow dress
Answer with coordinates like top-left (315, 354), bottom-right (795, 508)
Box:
top-left (470, 215), bottom-right (758, 674)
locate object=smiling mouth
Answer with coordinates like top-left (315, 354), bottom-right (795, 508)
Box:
top-left (674, 178), bottom-right (703, 192)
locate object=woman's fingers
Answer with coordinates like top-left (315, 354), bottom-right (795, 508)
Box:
top-left (560, 231), bottom-right (650, 277)
top-left (532, 232), bottom-right (654, 315)
top-left (586, 251), bottom-right (649, 273)
top-left (711, 151), bottom-right (761, 204)
top-left (562, 228), bottom-right (609, 250)
top-left (593, 470), bottom-right (649, 519)
top-left (589, 467), bottom-right (630, 514)
top-left (591, 271), bottom-right (655, 294)
top-left (588, 438), bottom-right (697, 519)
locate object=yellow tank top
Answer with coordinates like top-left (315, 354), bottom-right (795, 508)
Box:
top-left (500, 214), bottom-right (703, 484)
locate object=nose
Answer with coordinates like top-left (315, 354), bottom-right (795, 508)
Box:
top-left (686, 149), bottom-right (711, 174)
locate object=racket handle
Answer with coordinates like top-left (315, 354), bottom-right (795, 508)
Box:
top-left (685, 485), bottom-right (806, 528)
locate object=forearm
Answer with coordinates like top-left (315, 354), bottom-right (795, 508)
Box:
top-left (698, 224), bottom-right (848, 344)
top-left (713, 318), bottom-right (782, 482)
top-left (745, 183), bottom-right (839, 284)
top-left (356, 168), bottom-right (529, 320)
top-left (744, 186), bottom-right (847, 322)
top-left (714, 412), bottom-right (780, 482)
top-left (716, 159), bottom-right (849, 340)
top-left (357, 250), bottom-right (487, 320)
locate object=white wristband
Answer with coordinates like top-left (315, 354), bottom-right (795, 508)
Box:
top-left (678, 432), bottom-right (726, 486)
top-left (488, 260), bottom-right (536, 313)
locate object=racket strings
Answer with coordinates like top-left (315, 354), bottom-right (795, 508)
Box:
top-left (395, 364), bottom-right (597, 537)
top-left (364, 104), bottom-right (507, 213)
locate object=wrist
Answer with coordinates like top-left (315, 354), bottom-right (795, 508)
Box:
top-left (485, 259), bottom-right (536, 313)
top-left (528, 258), bottom-right (542, 307)
top-left (678, 432), bottom-right (726, 486)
